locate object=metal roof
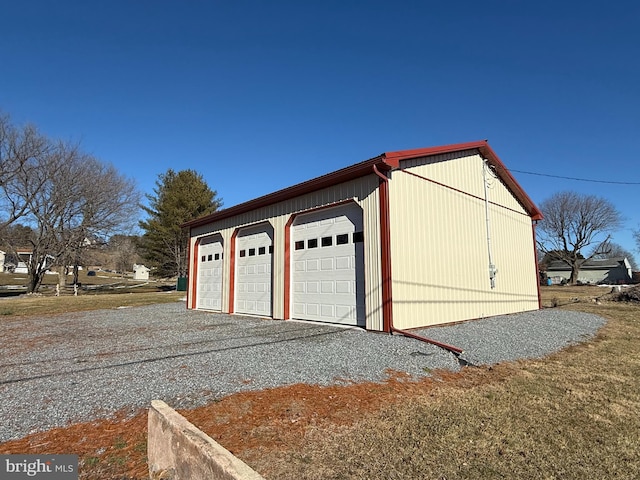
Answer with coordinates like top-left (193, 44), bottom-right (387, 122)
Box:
top-left (182, 140), bottom-right (543, 228)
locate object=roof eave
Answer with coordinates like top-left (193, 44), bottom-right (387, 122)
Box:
top-left (182, 155), bottom-right (393, 229)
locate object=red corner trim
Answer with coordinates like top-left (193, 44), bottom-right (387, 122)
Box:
top-left (190, 237), bottom-right (199, 309)
top-left (373, 166), bottom-right (393, 333)
top-left (283, 215), bottom-right (295, 320)
top-left (532, 222), bottom-right (542, 309)
top-left (228, 229), bottom-right (239, 314)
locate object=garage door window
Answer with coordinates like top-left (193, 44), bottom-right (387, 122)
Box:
top-left (308, 238), bottom-right (318, 248)
top-left (295, 241), bottom-right (304, 250)
top-left (321, 236), bottom-right (333, 247)
top-left (336, 234), bottom-right (349, 245)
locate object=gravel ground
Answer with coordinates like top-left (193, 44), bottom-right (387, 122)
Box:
top-left (0, 301), bottom-right (605, 442)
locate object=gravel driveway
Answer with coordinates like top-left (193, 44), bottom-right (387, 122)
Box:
top-left (0, 301), bottom-right (605, 442)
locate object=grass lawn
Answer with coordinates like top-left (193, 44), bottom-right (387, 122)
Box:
top-left (0, 285), bottom-right (638, 479)
top-left (0, 271), bottom-right (183, 316)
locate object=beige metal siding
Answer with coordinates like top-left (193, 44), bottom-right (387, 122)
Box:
top-left (388, 152), bottom-right (539, 329)
top-left (400, 150), bottom-right (527, 214)
top-left (189, 174), bottom-right (384, 330)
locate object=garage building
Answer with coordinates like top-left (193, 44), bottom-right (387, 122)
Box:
top-left (183, 140), bottom-right (543, 331)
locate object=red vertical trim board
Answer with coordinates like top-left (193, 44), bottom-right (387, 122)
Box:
top-left (532, 222), bottom-right (542, 309)
top-left (228, 229), bottom-right (239, 314)
top-left (283, 215), bottom-right (295, 320)
top-left (190, 237), bottom-right (199, 310)
top-left (376, 171), bottom-right (394, 333)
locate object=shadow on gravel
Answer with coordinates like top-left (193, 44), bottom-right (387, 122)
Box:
top-left (0, 328), bottom-right (345, 386)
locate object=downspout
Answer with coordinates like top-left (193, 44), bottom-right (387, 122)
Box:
top-left (483, 160), bottom-right (497, 289)
top-left (372, 163), bottom-right (464, 357)
top-left (532, 220), bottom-right (542, 309)
top-left (185, 227), bottom-right (191, 308)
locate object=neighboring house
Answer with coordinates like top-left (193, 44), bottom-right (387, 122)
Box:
top-left (183, 140), bottom-right (543, 331)
top-left (545, 257), bottom-right (632, 285)
top-left (133, 264), bottom-right (150, 280)
top-left (12, 250), bottom-right (54, 274)
top-left (0, 250), bottom-right (5, 272)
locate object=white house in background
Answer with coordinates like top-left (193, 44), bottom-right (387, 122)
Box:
top-left (545, 257), bottom-right (633, 285)
top-left (0, 250), bottom-right (5, 272)
top-left (183, 140), bottom-right (543, 331)
top-left (13, 250), bottom-right (54, 274)
top-left (133, 264), bottom-right (151, 280)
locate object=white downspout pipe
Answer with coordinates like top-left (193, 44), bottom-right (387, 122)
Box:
top-left (483, 160), bottom-right (497, 289)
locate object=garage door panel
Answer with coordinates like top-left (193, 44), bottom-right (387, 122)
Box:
top-left (335, 305), bottom-right (353, 318)
top-left (320, 281), bottom-right (333, 293)
top-left (336, 255), bottom-right (352, 269)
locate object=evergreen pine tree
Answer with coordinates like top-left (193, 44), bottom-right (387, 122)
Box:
top-left (139, 169), bottom-right (221, 277)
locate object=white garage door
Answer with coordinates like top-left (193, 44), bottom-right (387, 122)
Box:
top-left (236, 224), bottom-right (273, 316)
top-left (292, 203), bottom-right (365, 326)
top-left (197, 235), bottom-right (223, 311)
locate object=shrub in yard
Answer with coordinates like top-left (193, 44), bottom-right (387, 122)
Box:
top-left (611, 285), bottom-right (640, 303)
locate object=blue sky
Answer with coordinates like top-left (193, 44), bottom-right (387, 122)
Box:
top-left (1, 1), bottom-right (639, 257)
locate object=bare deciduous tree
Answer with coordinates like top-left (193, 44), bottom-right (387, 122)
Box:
top-left (590, 241), bottom-right (638, 270)
top-left (537, 191), bottom-right (623, 284)
top-left (0, 113), bottom-right (140, 292)
top-left (109, 235), bottom-right (143, 275)
top-left (0, 113), bottom-right (51, 230)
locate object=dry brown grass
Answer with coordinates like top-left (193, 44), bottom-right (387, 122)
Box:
top-left (255, 300), bottom-right (640, 479)
top-left (0, 291), bottom-right (185, 317)
top-left (0, 270), bottom-right (141, 287)
top-left (1, 286), bottom-right (638, 479)
top-left (539, 284), bottom-right (616, 308)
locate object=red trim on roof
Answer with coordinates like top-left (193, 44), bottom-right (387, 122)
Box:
top-left (382, 140), bottom-right (490, 167)
top-left (383, 140), bottom-right (543, 221)
top-left (182, 141), bottom-right (542, 228)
